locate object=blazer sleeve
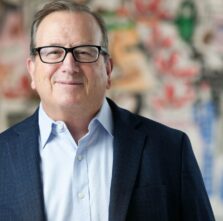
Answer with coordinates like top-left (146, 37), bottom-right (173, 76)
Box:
top-left (180, 133), bottom-right (215, 221)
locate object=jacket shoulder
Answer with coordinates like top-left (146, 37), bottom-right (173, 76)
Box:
top-left (0, 110), bottom-right (38, 142)
top-left (137, 113), bottom-right (184, 138)
top-left (107, 97), bottom-right (185, 138)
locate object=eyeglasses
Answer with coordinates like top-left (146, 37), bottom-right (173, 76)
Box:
top-left (31, 45), bottom-right (108, 64)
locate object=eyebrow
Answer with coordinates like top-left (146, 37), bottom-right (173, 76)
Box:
top-left (43, 43), bottom-right (64, 47)
top-left (39, 42), bottom-right (98, 47)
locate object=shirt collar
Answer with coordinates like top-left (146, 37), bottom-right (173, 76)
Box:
top-left (38, 98), bottom-right (113, 149)
top-left (90, 98), bottom-right (113, 137)
top-left (38, 103), bottom-right (54, 149)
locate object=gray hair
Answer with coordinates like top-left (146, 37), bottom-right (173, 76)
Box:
top-left (30, 0), bottom-right (108, 55)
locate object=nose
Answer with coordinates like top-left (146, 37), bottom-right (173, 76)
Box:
top-left (61, 51), bottom-right (80, 72)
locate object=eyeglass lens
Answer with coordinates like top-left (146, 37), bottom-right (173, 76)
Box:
top-left (39, 46), bottom-right (100, 63)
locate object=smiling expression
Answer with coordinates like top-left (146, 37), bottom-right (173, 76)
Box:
top-left (27, 11), bottom-right (112, 119)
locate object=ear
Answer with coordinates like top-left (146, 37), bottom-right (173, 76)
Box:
top-left (26, 57), bottom-right (36, 90)
top-left (106, 57), bottom-right (113, 89)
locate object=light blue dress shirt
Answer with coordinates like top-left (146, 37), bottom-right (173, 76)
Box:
top-left (38, 99), bottom-right (114, 221)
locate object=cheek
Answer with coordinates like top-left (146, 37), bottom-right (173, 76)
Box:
top-left (89, 70), bottom-right (107, 89)
top-left (93, 72), bottom-right (109, 95)
top-left (33, 65), bottom-right (56, 91)
top-left (92, 62), bottom-right (110, 85)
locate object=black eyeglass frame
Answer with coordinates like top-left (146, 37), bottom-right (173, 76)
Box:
top-left (31, 45), bottom-right (109, 64)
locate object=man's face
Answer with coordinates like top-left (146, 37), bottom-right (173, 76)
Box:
top-left (27, 11), bottom-right (112, 118)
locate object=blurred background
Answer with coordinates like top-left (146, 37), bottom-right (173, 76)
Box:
top-left (0, 0), bottom-right (223, 219)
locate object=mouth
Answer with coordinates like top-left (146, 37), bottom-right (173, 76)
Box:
top-left (55, 81), bottom-right (83, 86)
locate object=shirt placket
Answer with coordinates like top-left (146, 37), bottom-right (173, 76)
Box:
top-left (72, 138), bottom-right (91, 221)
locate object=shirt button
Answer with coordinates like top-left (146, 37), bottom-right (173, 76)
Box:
top-left (78, 192), bottom-right (85, 199)
top-left (77, 155), bottom-right (83, 161)
top-left (57, 123), bottom-right (64, 132)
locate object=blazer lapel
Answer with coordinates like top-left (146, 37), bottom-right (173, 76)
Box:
top-left (7, 110), bottom-right (45, 221)
top-left (108, 99), bottom-right (147, 221)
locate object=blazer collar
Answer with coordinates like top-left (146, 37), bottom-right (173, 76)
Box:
top-left (107, 98), bottom-right (147, 221)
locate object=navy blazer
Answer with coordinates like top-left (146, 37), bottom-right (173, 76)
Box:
top-left (0, 99), bottom-right (215, 221)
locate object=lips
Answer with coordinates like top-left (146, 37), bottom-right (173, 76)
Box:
top-left (55, 80), bottom-right (83, 85)
top-left (59, 81), bottom-right (82, 85)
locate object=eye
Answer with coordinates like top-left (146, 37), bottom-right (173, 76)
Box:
top-left (46, 48), bottom-right (63, 56)
top-left (41, 47), bottom-right (64, 58)
top-left (74, 47), bottom-right (98, 58)
top-left (75, 49), bottom-right (92, 56)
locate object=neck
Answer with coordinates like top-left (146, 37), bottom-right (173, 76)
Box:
top-left (42, 102), bottom-right (102, 142)
top-left (66, 114), bottom-right (95, 142)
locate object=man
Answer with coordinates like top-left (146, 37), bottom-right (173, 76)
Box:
top-left (0, 0), bottom-right (215, 221)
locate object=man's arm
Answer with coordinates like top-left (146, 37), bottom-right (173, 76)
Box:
top-left (181, 133), bottom-right (215, 220)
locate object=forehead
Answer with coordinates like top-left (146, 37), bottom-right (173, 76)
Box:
top-left (35, 11), bottom-right (102, 46)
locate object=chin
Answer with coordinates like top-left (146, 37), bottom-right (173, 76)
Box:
top-left (58, 98), bottom-right (82, 108)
